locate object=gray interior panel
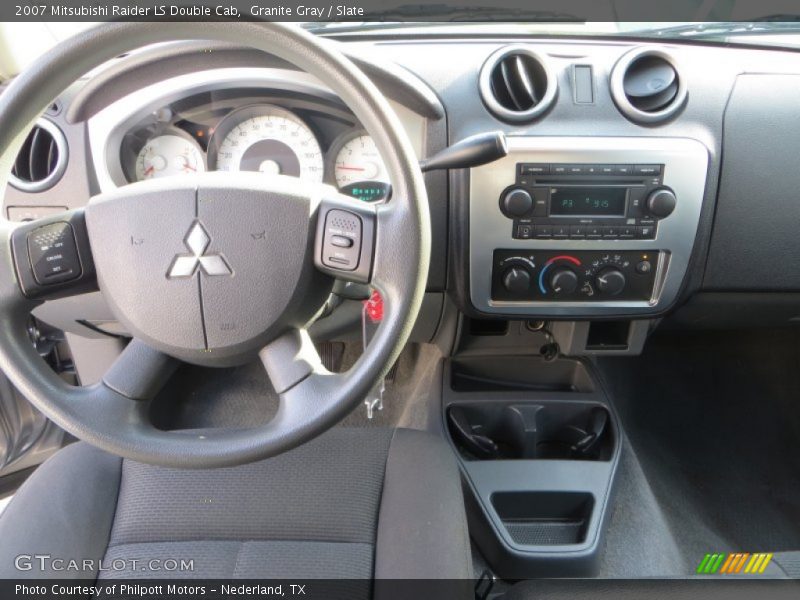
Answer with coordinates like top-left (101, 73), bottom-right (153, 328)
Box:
top-left (704, 74), bottom-right (800, 291)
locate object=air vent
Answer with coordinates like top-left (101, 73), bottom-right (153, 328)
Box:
top-left (10, 118), bottom-right (68, 192)
top-left (610, 48), bottom-right (687, 123)
top-left (479, 46), bottom-right (557, 123)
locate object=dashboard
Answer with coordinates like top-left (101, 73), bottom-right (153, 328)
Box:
top-left (8, 31), bottom-right (800, 337)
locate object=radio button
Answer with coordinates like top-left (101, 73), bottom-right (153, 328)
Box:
top-left (569, 226), bottom-right (586, 239)
top-left (637, 225), bottom-right (656, 239)
top-left (599, 165), bottom-right (616, 175)
top-left (564, 164), bottom-right (586, 175)
top-left (613, 164), bottom-right (634, 176)
top-left (602, 226), bottom-right (620, 238)
top-left (521, 163), bottom-right (549, 175)
top-left (620, 227), bottom-right (636, 239)
top-left (586, 226), bottom-right (603, 239)
top-left (551, 164), bottom-right (568, 175)
top-left (634, 164), bottom-right (662, 176)
top-left (534, 225), bottom-right (553, 239)
top-left (553, 226), bottom-right (570, 239)
top-left (584, 165), bottom-right (603, 176)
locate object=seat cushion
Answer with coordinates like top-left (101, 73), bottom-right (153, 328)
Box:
top-left (0, 426), bottom-right (472, 589)
top-left (102, 427), bottom-right (393, 580)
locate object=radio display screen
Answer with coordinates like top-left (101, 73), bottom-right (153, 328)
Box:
top-left (549, 187), bottom-right (627, 217)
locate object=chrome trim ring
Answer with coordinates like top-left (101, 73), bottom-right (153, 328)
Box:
top-left (479, 45), bottom-right (557, 123)
top-left (610, 47), bottom-right (688, 124)
top-left (9, 118), bottom-right (68, 192)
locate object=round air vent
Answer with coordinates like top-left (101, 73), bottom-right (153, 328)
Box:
top-left (9, 118), bottom-right (68, 192)
top-left (479, 46), bottom-right (557, 123)
top-left (610, 48), bottom-right (687, 123)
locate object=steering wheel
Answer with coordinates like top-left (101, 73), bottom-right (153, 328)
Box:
top-left (0, 23), bottom-right (430, 468)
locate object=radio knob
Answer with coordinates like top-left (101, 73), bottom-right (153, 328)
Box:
top-left (501, 188), bottom-right (533, 218)
top-left (549, 267), bottom-right (579, 295)
top-left (502, 267), bottom-right (531, 294)
top-left (595, 267), bottom-right (627, 296)
top-left (646, 187), bottom-right (677, 218)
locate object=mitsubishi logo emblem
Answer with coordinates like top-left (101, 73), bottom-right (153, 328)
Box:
top-left (167, 222), bottom-right (232, 279)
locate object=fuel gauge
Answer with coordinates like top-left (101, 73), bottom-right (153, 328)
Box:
top-left (135, 134), bottom-right (205, 181)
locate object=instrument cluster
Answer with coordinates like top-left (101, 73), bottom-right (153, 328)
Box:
top-left (120, 96), bottom-right (391, 203)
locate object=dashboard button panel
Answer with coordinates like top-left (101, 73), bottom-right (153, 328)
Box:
top-left (491, 249), bottom-right (659, 303)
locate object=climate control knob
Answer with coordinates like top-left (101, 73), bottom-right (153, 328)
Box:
top-left (549, 267), bottom-right (579, 295)
top-left (595, 268), bottom-right (627, 296)
top-left (646, 187), bottom-right (677, 218)
top-left (502, 267), bottom-right (532, 294)
top-left (501, 188), bottom-right (533, 218)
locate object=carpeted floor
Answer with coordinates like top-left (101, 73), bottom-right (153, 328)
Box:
top-left (596, 327), bottom-right (800, 575)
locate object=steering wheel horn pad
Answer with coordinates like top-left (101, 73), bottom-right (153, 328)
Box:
top-left (86, 173), bottom-right (332, 366)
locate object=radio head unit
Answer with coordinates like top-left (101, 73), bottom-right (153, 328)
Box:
top-left (500, 162), bottom-right (676, 242)
top-left (468, 137), bottom-right (709, 317)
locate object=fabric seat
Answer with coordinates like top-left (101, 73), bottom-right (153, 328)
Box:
top-left (0, 427), bottom-right (472, 595)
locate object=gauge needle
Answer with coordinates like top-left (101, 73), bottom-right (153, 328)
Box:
top-left (144, 166), bottom-right (155, 177)
top-left (336, 165), bottom-right (366, 171)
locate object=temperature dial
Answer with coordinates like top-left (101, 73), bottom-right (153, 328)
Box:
top-left (549, 267), bottom-right (579, 295)
top-left (595, 267), bottom-right (627, 296)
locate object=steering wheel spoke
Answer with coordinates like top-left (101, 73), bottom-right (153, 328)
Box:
top-left (7, 208), bottom-right (98, 302)
top-left (103, 339), bottom-right (178, 401)
top-left (258, 327), bottom-right (376, 433)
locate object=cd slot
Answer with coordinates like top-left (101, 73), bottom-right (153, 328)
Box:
top-left (532, 177), bottom-right (644, 185)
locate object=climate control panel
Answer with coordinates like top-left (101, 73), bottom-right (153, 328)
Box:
top-left (491, 250), bottom-right (659, 302)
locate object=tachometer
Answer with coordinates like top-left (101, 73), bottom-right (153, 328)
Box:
top-left (211, 105), bottom-right (323, 182)
top-left (135, 134), bottom-right (205, 181)
top-left (331, 131), bottom-right (390, 202)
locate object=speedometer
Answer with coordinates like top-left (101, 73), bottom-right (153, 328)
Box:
top-left (211, 105), bottom-right (323, 182)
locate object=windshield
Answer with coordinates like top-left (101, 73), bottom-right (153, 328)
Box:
top-left (4, 19), bottom-right (800, 79)
top-left (303, 20), bottom-right (800, 50)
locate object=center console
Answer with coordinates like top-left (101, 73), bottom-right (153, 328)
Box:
top-left (469, 137), bottom-right (709, 317)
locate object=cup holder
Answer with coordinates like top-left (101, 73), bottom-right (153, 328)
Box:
top-left (447, 402), bottom-right (613, 461)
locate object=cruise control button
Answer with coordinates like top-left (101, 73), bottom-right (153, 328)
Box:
top-left (330, 235), bottom-right (354, 248)
top-left (27, 222), bottom-right (81, 285)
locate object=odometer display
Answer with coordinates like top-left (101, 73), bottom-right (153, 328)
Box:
top-left (549, 187), bottom-right (627, 217)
